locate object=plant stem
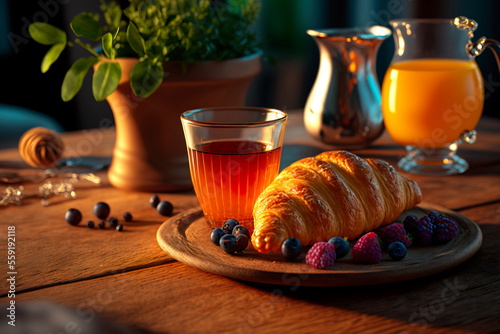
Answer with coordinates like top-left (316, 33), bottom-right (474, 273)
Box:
top-left (75, 39), bottom-right (101, 57)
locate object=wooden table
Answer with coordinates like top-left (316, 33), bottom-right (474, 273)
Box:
top-left (1, 110), bottom-right (499, 333)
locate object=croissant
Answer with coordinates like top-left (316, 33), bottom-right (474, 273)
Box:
top-left (251, 150), bottom-right (422, 254)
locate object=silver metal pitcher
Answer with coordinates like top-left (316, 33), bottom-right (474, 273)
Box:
top-left (304, 26), bottom-right (391, 148)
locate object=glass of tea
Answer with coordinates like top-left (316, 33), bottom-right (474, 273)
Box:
top-left (381, 17), bottom-right (498, 175)
top-left (180, 107), bottom-right (287, 230)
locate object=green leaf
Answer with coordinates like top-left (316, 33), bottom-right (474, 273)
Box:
top-left (130, 61), bottom-right (163, 98)
top-left (92, 62), bottom-right (121, 101)
top-left (61, 57), bottom-right (99, 102)
top-left (29, 23), bottom-right (66, 45)
top-left (70, 13), bottom-right (102, 41)
top-left (102, 33), bottom-right (115, 59)
top-left (127, 22), bottom-right (146, 56)
top-left (41, 43), bottom-right (65, 73)
top-left (102, 1), bottom-right (122, 28)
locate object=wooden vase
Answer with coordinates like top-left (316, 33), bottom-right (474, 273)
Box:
top-left (104, 54), bottom-right (262, 192)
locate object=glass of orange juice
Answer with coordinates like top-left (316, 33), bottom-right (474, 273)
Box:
top-left (181, 107), bottom-right (287, 231)
top-left (381, 17), bottom-right (493, 175)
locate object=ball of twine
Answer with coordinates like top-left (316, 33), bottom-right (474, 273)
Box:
top-left (18, 127), bottom-right (65, 168)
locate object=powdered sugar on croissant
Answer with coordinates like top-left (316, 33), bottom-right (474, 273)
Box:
top-left (251, 150), bottom-right (422, 253)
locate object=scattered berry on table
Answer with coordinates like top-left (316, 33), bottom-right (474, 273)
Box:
top-left (157, 201), bottom-right (174, 216)
top-left (282, 238), bottom-right (302, 260)
top-left (65, 208), bottom-right (82, 226)
top-left (328, 236), bottom-right (350, 259)
top-left (432, 216), bottom-right (458, 243)
top-left (150, 194), bottom-right (160, 208)
top-left (235, 234), bottom-right (249, 252)
top-left (221, 218), bottom-right (239, 234)
top-left (93, 202), bottom-right (110, 220)
top-left (86, 220), bottom-right (95, 229)
top-left (116, 224), bottom-right (124, 232)
top-left (380, 223), bottom-right (412, 248)
top-left (210, 228), bottom-right (225, 246)
top-left (305, 242), bottom-right (336, 269)
top-left (352, 232), bottom-right (382, 264)
top-left (387, 241), bottom-right (407, 261)
top-left (108, 217), bottom-right (119, 227)
top-left (219, 234), bottom-right (238, 254)
top-left (406, 215), bottom-right (434, 246)
top-left (123, 212), bottom-right (133, 222)
top-left (98, 221), bottom-right (106, 229)
top-left (232, 225), bottom-right (250, 239)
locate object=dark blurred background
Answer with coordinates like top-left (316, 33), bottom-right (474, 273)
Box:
top-left (1, 0), bottom-right (499, 148)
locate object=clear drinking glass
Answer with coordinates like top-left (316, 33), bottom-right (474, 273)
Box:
top-left (382, 17), bottom-right (498, 175)
top-left (181, 107), bottom-right (287, 230)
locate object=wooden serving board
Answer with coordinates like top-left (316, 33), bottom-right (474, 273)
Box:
top-left (156, 202), bottom-right (482, 287)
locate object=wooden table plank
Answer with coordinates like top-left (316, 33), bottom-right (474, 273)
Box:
top-left (2, 204), bottom-right (499, 334)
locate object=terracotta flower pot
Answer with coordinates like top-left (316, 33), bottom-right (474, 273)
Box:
top-left (104, 54), bottom-right (262, 192)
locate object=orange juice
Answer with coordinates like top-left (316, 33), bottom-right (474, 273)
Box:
top-left (188, 140), bottom-right (281, 230)
top-left (382, 59), bottom-right (484, 148)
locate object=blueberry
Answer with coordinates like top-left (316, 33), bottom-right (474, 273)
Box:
top-left (108, 217), bottom-right (119, 227)
top-left (116, 224), bottom-right (124, 232)
top-left (65, 208), bottom-right (82, 226)
top-left (150, 194), bottom-right (160, 208)
top-left (235, 234), bottom-right (249, 252)
top-left (388, 241), bottom-right (407, 261)
top-left (328, 237), bottom-right (350, 259)
top-left (219, 234), bottom-right (238, 254)
top-left (221, 218), bottom-right (239, 234)
top-left (123, 212), bottom-right (133, 222)
top-left (157, 201), bottom-right (174, 216)
top-left (86, 220), bottom-right (95, 229)
top-left (210, 228), bottom-right (225, 246)
top-left (281, 238), bottom-right (302, 260)
top-left (98, 221), bottom-right (106, 229)
top-left (232, 225), bottom-right (250, 238)
top-left (93, 202), bottom-right (110, 220)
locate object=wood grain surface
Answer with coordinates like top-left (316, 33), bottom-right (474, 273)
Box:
top-left (0, 113), bottom-right (499, 333)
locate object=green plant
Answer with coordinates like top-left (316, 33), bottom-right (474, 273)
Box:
top-left (29, 0), bottom-right (261, 102)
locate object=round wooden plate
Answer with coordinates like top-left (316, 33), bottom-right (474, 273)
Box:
top-left (156, 202), bottom-right (482, 287)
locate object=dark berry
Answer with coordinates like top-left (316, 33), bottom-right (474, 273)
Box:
top-left (98, 221), bottom-right (106, 229)
top-left (123, 212), bottom-right (133, 222)
top-left (282, 238), bottom-right (302, 260)
top-left (232, 225), bottom-right (250, 238)
top-left (305, 242), bottom-right (336, 269)
top-left (221, 218), bottom-right (239, 234)
top-left (388, 241), bottom-right (407, 260)
top-left (116, 224), bottom-right (124, 232)
top-left (86, 220), bottom-right (95, 229)
top-left (157, 201), bottom-right (174, 216)
top-left (403, 214), bottom-right (418, 227)
top-left (210, 228), bottom-right (225, 246)
top-left (428, 211), bottom-right (440, 219)
top-left (150, 194), bottom-right (160, 208)
top-left (65, 208), bottom-right (82, 226)
top-left (108, 217), bottom-right (119, 227)
top-left (93, 202), bottom-right (110, 220)
top-left (380, 223), bottom-right (412, 248)
top-left (433, 216), bottom-right (458, 243)
top-left (235, 234), bottom-right (249, 252)
top-left (328, 237), bottom-right (350, 259)
top-left (406, 215), bottom-right (434, 246)
top-left (219, 234), bottom-right (238, 254)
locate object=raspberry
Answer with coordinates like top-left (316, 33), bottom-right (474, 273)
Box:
top-left (352, 232), bottom-right (382, 264)
top-left (433, 216), bottom-right (458, 243)
top-left (305, 242), bottom-right (336, 269)
top-left (405, 215), bottom-right (434, 246)
top-left (380, 222), bottom-right (412, 248)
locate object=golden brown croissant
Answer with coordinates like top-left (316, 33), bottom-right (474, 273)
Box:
top-left (251, 150), bottom-right (422, 253)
